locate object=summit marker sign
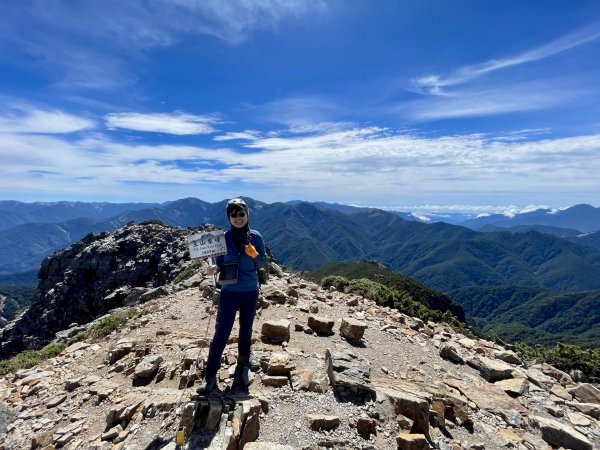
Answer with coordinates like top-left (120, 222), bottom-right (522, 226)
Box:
top-left (187, 230), bottom-right (227, 259)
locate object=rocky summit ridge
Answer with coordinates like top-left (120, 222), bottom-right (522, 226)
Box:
top-left (0, 221), bottom-right (201, 359)
top-left (0, 223), bottom-right (599, 450)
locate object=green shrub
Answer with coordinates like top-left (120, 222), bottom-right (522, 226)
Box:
top-left (347, 278), bottom-right (397, 307)
top-left (318, 273), bottom-right (472, 336)
top-left (515, 342), bottom-right (600, 380)
top-left (0, 351), bottom-right (41, 375)
top-left (514, 342), bottom-right (538, 359)
top-left (544, 343), bottom-right (600, 379)
top-left (0, 343), bottom-right (67, 376)
top-left (320, 275), bottom-right (350, 291)
top-left (0, 307), bottom-right (147, 376)
top-left (89, 312), bottom-right (129, 338)
top-left (40, 343), bottom-right (66, 358)
top-left (127, 308), bottom-right (149, 319)
top-left (67, 332), bottom-right (89, 345)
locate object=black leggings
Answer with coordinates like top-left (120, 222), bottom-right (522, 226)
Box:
top-left (204, 289), bottom-right (259, 379)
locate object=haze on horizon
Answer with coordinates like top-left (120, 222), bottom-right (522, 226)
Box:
top-left (1, 1), bottom-right (600, 215)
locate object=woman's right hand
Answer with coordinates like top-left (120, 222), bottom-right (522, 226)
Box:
top-left (207, 265), bottom-right (218, 276)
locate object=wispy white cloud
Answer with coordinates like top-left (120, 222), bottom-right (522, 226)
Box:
top-left (381, 204), bottom-right (550, 218)
top-left (402, 24), bottom-right (600, 122)
top-left (0, 104), bottom-right (94, 134)
top-left (374, 204), bottom-right (517, 215)
top-left (288, 122), bottom-right (356, 134)
top-left (0, 1), bottom-right (327, 90)
top-left (252, 95), bottom-right (345, 128)
top-left (0, 110), bottom-right (600, 205)
top-left (493, 128), bottom-right (553, 142)
top-left (214, 130), bottom-right (262, 141)
top-left (503, 205), bottom-right (556, 217)
top-left (414, 23), bottom-right (600, 94)
top-left (4, 122), bottom-right (599, 205)
top-left (161, 0), bottom-right (328, 45)
top-left (315, 203), bottom-right (564, 217)
top-left (105, 112), bottom-right (220, 135)
top-left (403, 80), bottom-right (578, 121)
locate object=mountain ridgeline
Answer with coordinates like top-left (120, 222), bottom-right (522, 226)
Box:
top-left (0, 200), bottom-right (160, 231)
top-left (1, 198), bottom-right (599, 348)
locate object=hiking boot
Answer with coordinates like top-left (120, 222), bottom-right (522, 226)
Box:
top-left (233, 363), bottom-right (254, 387)
top-left (231, 371), bottom-right (249, 395)
top-left (196, 377), bottom-right (218, 395)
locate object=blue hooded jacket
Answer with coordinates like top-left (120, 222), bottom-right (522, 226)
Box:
top-left (216, 229), bottom-right (267, 292)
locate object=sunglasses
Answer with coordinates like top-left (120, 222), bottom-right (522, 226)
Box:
top-left (230, 211), bottom-right (246, 218)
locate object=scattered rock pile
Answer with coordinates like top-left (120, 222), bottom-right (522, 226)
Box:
top-left (0, 224), bottom-right (599, 449)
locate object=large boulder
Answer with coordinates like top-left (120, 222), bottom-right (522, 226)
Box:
top-left (307, 316), bottom-right (335, 335)
top-left (529, 415), bottom-right (592, 450)
top-left (376, 381), bottom-right (436, 442)
top-left (267, 353), bottom-right (295, 376)
top-left (570, 383), bottom-right (600, 404)
top-left (467, 356), bottom-right (514, 382)
top-left (339, 317), bottom-right (367, 341)
top-left (134, 355), bottom-right (163, 380)
top-left (306, 414), bottom-right (340, 431)
top-left (261, 320), bottom-right (291, 343)
top-left (325, 349), bottom-right (374, 394)
top-left (439, 342), bottom-right (464, 364)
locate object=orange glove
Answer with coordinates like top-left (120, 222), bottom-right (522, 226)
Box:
top-left (245, 243), bottom-right (259, 258)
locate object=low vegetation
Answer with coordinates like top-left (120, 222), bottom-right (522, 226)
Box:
top-left (320, 274), bottom-right (472, 337)
top-left (174, 259), bottom-right (203, 284)
top-left (0, 343), bottom-right (66, 376)
top-left (0, 308), bottom-right (148, 376)
top-left (515, 342), bottom-right (600, 381)
top-left (311, 261), bottom-right (466, 321)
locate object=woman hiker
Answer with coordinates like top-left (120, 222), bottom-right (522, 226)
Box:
top-left (198, 198), bottom-right (267, 394)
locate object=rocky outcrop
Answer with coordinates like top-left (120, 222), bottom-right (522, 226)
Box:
top-left (0, 222), bottom-right (205, 358)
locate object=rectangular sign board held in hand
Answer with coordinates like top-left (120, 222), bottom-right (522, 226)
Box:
top-left (187, 230), bottom-right (227, 259)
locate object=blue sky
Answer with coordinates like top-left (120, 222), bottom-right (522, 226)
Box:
top-left (1, 0), bottom-right (600, 214)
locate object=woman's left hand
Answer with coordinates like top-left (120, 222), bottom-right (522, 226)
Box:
top-left (245, 243), bottom-right (259, 258)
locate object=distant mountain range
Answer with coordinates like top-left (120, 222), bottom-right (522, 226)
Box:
top-left (2, 199), bottom-right (599, 229)
top-left (459, 204), bottom-right (600, 233)
top-left (2, 199), bottom-right (600, 283)
top-left (0, 200), bottom-right (158, 231)
top-left (1, 198), bottom-right (599, 347)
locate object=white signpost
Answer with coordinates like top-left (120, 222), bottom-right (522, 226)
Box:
top-left (187, 230), bottom-right (227, 259)
top-left (187, 230), bottom-right (227, 286)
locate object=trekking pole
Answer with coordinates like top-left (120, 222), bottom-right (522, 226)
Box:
top-left (193, 257), bottom-right (218, 381)
top-left (209, 256), bottom-right (217, 288)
